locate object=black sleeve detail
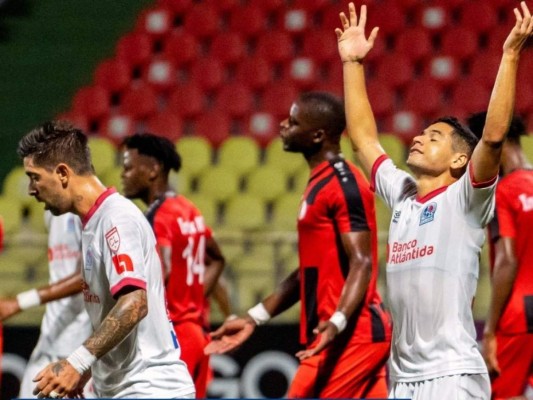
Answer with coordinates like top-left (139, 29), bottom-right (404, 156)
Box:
top-left (306, 173), bottom-right (335, 204)
top-left (303, 267), bottom-right (319, 344)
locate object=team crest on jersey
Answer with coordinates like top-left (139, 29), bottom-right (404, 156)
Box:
top-left (105, 227), bottom-right (121, 253)
top-left (420, 202), bottom-right (437, 225)
top-left (66, 216), bottom-right (77, 232)
top-left (392, 210), bottom-right (401, 223)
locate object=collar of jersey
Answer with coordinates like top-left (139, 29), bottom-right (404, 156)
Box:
top-left (415, 185), bottom-right (448, 204)
top-left (82, 187), bottom-right (117, 228)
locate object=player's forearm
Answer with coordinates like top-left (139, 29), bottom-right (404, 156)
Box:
top-left (84, 289), bottom-right (147, 358)
top-left (38, 272), bottom-right (84, 304)
top-left (336, 256), bottom-right (372, 319)
top-left (258, 269), bottom-right (300, 319)
top-left (204, 259), bottom-right (224, 297)
top-left (211, 280), bottom-right (233, 318)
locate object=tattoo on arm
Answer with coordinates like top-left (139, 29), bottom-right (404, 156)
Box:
top-left (84, 289), bottom-right (148, 358)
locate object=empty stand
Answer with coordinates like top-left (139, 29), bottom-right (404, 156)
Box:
top-left (229, 4), bottom-right (266, 38)
top-left (222, 194), bottom-right (266, 231)
top-left (217, 136), bottom-right (261, 176)
top-left (94, 58), bottom-right (132, 94)
top-left (246, 166), bottom-right (287, 203)
top-left (162, 31), bottom-right (199, 66)
top-left (256, 31), bottom-right (294, 64)
top-left (424, 55), bottom-right (460, 87)
top-left (440, 27), bottom-right (478, 61)
top-left (210, 32), bottom-right (246, 65)
top-left (135, 6), bottom-right (173, 38)
top-left (100, 113), bottom-right (136, 145)
top-left (143, 56), bottom-right (178, 93)
top-left (183, 4), bottom-right (219, 39)
top-left (215, 84), bottom-right (254, 119)
top-left (247, 112), bottom-right (279, 147)
top-left (88, 136), bottom-right (117, 176)
top-left (120, 82), bottom-right (158, 119)
top-left (449, 80), bottom-right (491, 116)
top-left (196, 166), bottom-right (239, 203)
top-left (146, 111), bottom-right (183, 141)
top-left (264, 137), bottom-right (307, 174)
top-left (270, 192), bottom-right (302, 232)
top-left (403, 77), bottom-right (442, 117)
top-left (261, 82), bottom-right (299, 118)
top-left (116, 32), bottom-right (153, 69)
top-left (72, 85), bottom-right (110, 120)
top-left (175, 136), bottom-right (212, 176)
top-left (167, 83), bottom-right (205, 119)
top-left (459, 1), bottom-right (498, 35)
top-left (236, 58), bottom-right (273, 91)
top-left (189, 58), bottom-right (225, 91)
top-left (393, 27), bottom-right (434, 63)
top-left (194, 113), bottom-right (231, 147)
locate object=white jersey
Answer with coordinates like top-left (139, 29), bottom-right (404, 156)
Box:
top-left (372, 157), bottom-right (496, 383)
top-left (34, 212), bottom-right (91, 357)
top-left (80, 188), bottom-right (194, 398)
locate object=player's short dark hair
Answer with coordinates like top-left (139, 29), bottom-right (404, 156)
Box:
top-left (17, 120), bottom-right (94, 174)
top-left (298, 91), bottom-right (346, 137)
top-left (466, 111), bottom-right (526, 144)
top-left (432, 116), bottom-right (479, 156)
top-left (122, 133), bottom-right (181, 173)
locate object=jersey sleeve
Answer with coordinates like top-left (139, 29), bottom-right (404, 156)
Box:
top-left (100, 214), bottom-right (149, 298)
top-left (153, 209), bottom-right (173, 248)
top-left (330, 170), bottom-right (371, 233)
top-left (495, 183), bottom-right (516, 239)
top-left (371, 155), bottom-right (416, 209)
top-left (452, 162), bottom-right (497, 228)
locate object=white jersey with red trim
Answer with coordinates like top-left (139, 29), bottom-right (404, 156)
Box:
top-left (372, 157), bottom-right (496, 383)
top-left (34, 212), bottom-right (91, 357)
top-left (81, 189), bottom-right (194, 398)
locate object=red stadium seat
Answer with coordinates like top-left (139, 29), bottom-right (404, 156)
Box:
top-left (394, 27), bottom-right (434, 62)
top-left (394, 0), bottom-right (419, 11)
top-left (516, 87), bottom-right (533, 115)
top-left (204, 0), bottom-right (239, 12)
top-left (163, 31), bottom-right (199, 66)
top-left (468, 51), bottom-right (501, 89)
top-left (256, 31), bottom-right (294, 64)
top-left (56, 111), bottom-right (90, 132)
top-left (100, 113), bottom-right (136, 146)
top-left (94, 58), bottom-right (132, 94)
top-left (450, 80), bottom-right (491, 116)
top-left (249, 0), bottom-right (285, 13)
top-left (293, 0), bottom-right (330, 12)
top-left (229, 4), bottom-right (265, 38)
top-left (143, 56), bottom-right (178, 93)
top-left (403, 78), bottom-right (442, 117)
top-left (167, 83), bottom-right (205, 118)
top-left (146, 112), bottom-right (183, 141)
top-left (194, 113), bottom-right (231, 147)
top-left (116, 32), bottom-right (153, 68)
top-left (215, 84), bottom-right (254, 119)
top-left (210, 32), bottom-right (246, 65)
top-left (367, 81), bottom-right (395, 119)
top-left (384, 110), bottom-right (423, 142)
top-left (261, 82), bottom-right (299, 118)
top-left (121, 83), bottom-right (158, 119)
top-left (416, 3), bottom-right (450, 32)
top-left (302, 30), bottom-right (339, 63)
top-left (282, 9), bottom-right (309, 33)
top-left (285, 57), bottom-right (318, 88)
top-left (459, 1), bottom-right (498, 34)
top-left (375, 54), bottom-right (415, 89)
top-left (135, 7), bottom-right (173, 38)
top-left (247, 112), bottom-right (279, 147)
top-left (485, 24), bottom-right (514, 51)
top-left (236, 58), bottom-right (273, 90)
top-left (367, 3), bottom-right (405, 36)
top-left (184, 4), bottom-right (219, 38)
top-left (424, 55), bottom-right (460, 87)
top-left (315, 81), bottom-right (343, 98)
top-left (73, 85), bottom-right (110, 120)
top-left (440, 27), bottom-right (478, 61)
top-left (189, 58), bottom-right (225, 91)
top-left (157, 0), bottom-right (192, 13)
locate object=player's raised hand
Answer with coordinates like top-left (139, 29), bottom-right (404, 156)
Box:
top-left (503, 1), bottom-right (533, 55)
top-left (295, 320), bottom-right (338, 361)
top-left (33, 359), bottom-right (81, 398)
top-left (204, 316), bottom-right (256, 355)
top-left (336, 3), bottom-right (379, 64)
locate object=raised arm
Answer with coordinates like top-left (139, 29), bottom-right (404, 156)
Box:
top-left (336, 3), bottom-right (385, 174)
top-left (471, 2), bottom-right (533, 182)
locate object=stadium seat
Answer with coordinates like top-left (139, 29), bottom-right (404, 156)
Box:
top-left (285, 57), bottom-right (318, 89)
top-left (94, 58), bottom-right (132, 94)
top-left (367, 2), bottom-right (405, 35)
top-left (440, 27), bottom-right (478, 61)
top-left (521, 134), bottom-right (533, 163)
top-left (194, 113), bottom-right (231, 147)
top-left (56, 111), bottom-right (90, 132)
top-left (270, 192), bottom-right (302, 231)
top-left (120, 82), bottom-right (158, 119)
top-left (162, 31), bottom-right (199, 66)
top-left (249, 0), bottom-right (285, 13)
top-left (210, 32), bottom-right (246, 65)
top-left (384, 110), bottom-right (423, 142)
top-left (278, 8), bottom-right (309, 33)
top-left (340, 135), bottom-right (356, 162)
top-left (100, 113), bottom-right (136, 146)
top-left (292, 167), bottom-right (310, 194)
top-left (72, 85), bottom-right (110, 120)
top-left (157, 0), bottom-right (192, 13)
top-left (167, 83), bottom-right (205, 118)
top-left (100, 167), bottom-right (123, 192)
top-left (374, 54), bottom-right (415, 89)
top-left (394, 27), bottom-right (434, 62)
top-left (204, 0), bottom-right (239, 12)
top-left (196, 166), bottom-right (239, 203)
top-left (229, 4), bottom-right (266, 38)
top-left (214, 84), bottom-right (254, 119)
top-left (183, 4), bottom-right (219, 38)
top-left (236, 58), bottom-right (273, 91)
top-left (261, 82), bottom-right (299, 118)
top-left (175, 136), bottom-right (212, 176)
top-left (416, 3), bottom-right (450, 32)
top-left (379, 133), bottom-right (408, 168)
top-left (1, 167), bottom-right (32, 207)
top-left (0, 195), bottom-right (23, 235)
top-left (116, 32), bottom-right (153, 68)
top-left (367, 81), bottom-right (395, 119)
top-left (222, 194), bottom-right (266, 231)
top-left (143, 56), bottom-right (178, 93)
top-left (27, 200), bottom-right (46, 234)
top-left (88, 136), bottom-right (117, 176)
top-left (459, 1), bottom-right (498, 34)
top-left (146, 112), bottom-right (183, 142)
top-left (246, 166), bottom-right (287, 203)
top-left (217, 136), bottom-right (261, 176)
top-left (256, 31), bottom-right (294, 64)
top-left (135, 6), bottom-right (173, 38)
top-left (182, 193), bottom-right (218, 227)
top-left (168, 169), bottom-right (191, 196)
top-left (424, 55), bottom-right (460, 87)
top-left (516, 88), bottom-right (533, 115)
top-left (264, 137), bottom-right (307, 175)
top-left (468, 51), bottom-right (501, 89)
top-left (485, 24), bottom-right (514, 52)
top-left (449, 80), bottom-right (490, 116)
top-left (247, 112), bottom-right (279, 147)
top-left (189, 58), bottom-right (224, 91)
top-left (375, 196), bottom-right (392, 236)
top-left (235, 272), bottom-right (275, 314)
top-left (403, 78), bottom-right (442, 117)
top-left (302, 30), bottom-right (339, 63)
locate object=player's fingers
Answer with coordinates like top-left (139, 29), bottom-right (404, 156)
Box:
top-left (349, 2), bottom-right (357, 27)
top-left (358, 4), bottom-right (367, 28)
top-left (209, 325), bottom-right (227, 339)
top-left (521, 1), bottom-right (531, 20)
top-left (335, 28), bottom-right (343, 40)
top-left (514, 7), bottom-right (523, 29)
top-left (368, 27), bottom-right (380, 46)
top-left (339, 12), bottom-right (349, 29)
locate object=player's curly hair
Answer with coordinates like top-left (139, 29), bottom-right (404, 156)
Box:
top-left (122, 133), bottom-right (181, 173)
top-left (466, 111), bottom-right (526, 144)
top-left (17, 120), bottom-right (94, 174)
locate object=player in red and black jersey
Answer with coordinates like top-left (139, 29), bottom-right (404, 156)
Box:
top-left (468, 112), bottom-right (533, 399)
top-left (121, 133), bottom-right (225, 398)
top-left (206, 92), bottom-right (391, 398)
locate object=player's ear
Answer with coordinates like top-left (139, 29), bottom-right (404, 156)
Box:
top-left (313, 129), bottom-right (326, 143)
top-left (451, 152), bottom-right (468, 171)
top-left (56, 163), bottom-right (71, 186)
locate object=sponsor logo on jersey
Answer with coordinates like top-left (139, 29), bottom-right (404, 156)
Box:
top-left (85, 247), bottom-right (95, 271)
top-left (419, 202), bottom-right (437, 225)
top-left (387, 239), bottom-right (435, 264)
top-left (105, 227), bottom-right (121, 253)
top-left (333, 161), bottom-right (349, 183)
top-left (48, 244), bottom-right (80, 262)
top-left (518, 193), bottom-right (533, 212)
top-left (392, 210), bottom-right (401, 223)
top-left (81, 280), bottom-right (100, 303)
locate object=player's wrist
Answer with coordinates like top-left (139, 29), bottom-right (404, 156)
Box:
top-left (16, 288), bottom-right (41, 310)
top-left (66, 345), bottom-right (97, 375)
top-left (247, 303), bottom-right (271, 326)
top-left (329, 311), bottom-right (347, 333)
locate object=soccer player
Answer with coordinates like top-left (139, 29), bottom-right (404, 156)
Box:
top-left (17, 121), bottom-right (195, 398)
top-left (205, 91), bottom-right (392, 398)
top-left (121, 133), bottom-right (225, 398)
top-left (335, 2), bottom-right (533, 398)
top-left (468, 112), bottom-right (533, 399)
top-left (0, 212), bottom-right (95, 397)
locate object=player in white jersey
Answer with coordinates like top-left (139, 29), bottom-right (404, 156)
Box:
top-left (335, 2), bottom-right (533, 399)
top-left (0, 212), bottom-right (94, 397)
top-left (16, 121), bottom-right (195, 398)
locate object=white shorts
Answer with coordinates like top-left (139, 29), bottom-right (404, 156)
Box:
top-left (19, 351), bottom-right (96, 398)
top-left (389, 373), bottom-right (490, 400)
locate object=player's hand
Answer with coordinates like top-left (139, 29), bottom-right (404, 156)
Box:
top-left (0, 297), bottom-right (21, 321)
top-left (503, 1), bottom-right (533, 55)
top-left (336, 2), bottom-right (379, 64)
top-left (295, 321), bottom-right (337, 361)
top-left (482, 332), bottom-right (501, 378)
top-left (67, 370), bottom-right (92, 398)
top-left (33, 359), bottom-right (81, 398)
top-left (204, 317), bottom-right (256, 355)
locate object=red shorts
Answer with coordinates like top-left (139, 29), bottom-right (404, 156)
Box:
top-left (173, 321), bottom-right (210, 398)
top-left (492, 333), bottom-right (533, 399)
top-left (288, 340), bottom-right (390, 398)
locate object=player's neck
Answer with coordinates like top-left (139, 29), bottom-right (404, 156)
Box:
top-left (502, 146), bottom-right (533, 175)
top-left (415, 173), bottom-right (455, 198)
top-left (73, 175), bottom-right (108, 219)
top-left (147, 181), bottom-right (174, 206)
top-left (306, 148), bottom-right (342, 169)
